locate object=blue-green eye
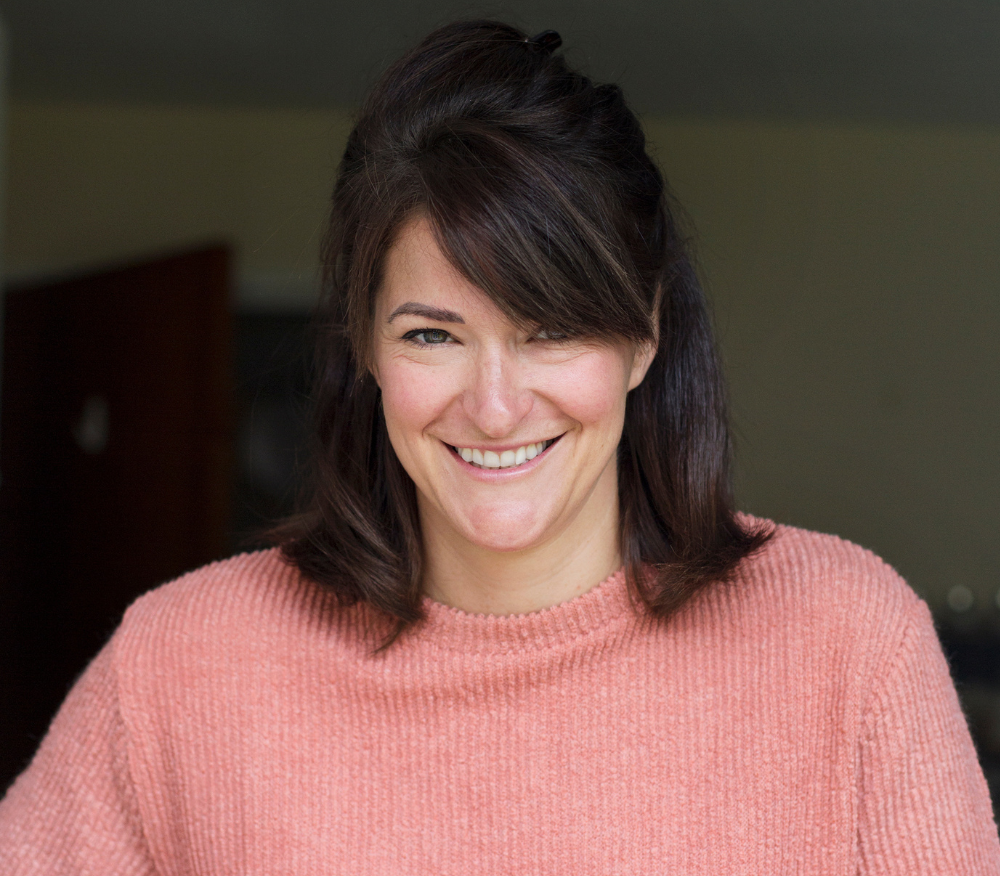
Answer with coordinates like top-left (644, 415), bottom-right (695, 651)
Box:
top-left (405, 328), bottom-right (451, 345)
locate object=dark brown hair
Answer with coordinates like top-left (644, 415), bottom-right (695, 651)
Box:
top-left (277, 19), bottom-right (771, 643)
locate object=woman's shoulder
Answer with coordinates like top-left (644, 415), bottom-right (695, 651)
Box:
top-left (745, 515), bottom-right (913, 591)
top-left (121, 548), bottom-right (305, 624)
top-left (727, 515), bottom-right (927, 660)
top-left (110, 548), bottom-right (349, 673)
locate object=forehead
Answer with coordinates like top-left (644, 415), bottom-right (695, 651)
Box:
top-left (377, 216), bottom-right (510, 324)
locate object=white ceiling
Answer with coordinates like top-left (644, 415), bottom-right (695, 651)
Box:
top-left (3, 0), bottom-right (1000, 123)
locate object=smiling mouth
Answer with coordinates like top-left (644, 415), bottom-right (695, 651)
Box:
top-left (449, 437), bottom-right (559, 470)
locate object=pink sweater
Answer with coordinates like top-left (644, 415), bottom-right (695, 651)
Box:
top-left (1, 522), bottom-right (997, 874)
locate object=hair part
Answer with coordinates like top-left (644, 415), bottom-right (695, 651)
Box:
top-left (275, 19), bottom-right (771, 649)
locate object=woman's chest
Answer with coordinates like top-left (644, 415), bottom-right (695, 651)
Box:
top-left (136, 655), bottom-right (860, 876)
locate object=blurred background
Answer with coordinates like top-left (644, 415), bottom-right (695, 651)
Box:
top-left (0, 0), bottom-right (998, 808)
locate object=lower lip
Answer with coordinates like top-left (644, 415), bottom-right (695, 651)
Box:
top-left (446, 436), bottom-right (561, 478)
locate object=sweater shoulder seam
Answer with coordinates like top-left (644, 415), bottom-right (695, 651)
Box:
top-left (109, 631), bottom-right (162, 874)
top-left (858, 595), bottom-right (928, 745)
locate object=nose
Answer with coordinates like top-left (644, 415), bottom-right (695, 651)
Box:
top-left (462, 346), bottom-right (532, 438)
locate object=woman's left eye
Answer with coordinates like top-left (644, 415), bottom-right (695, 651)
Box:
top-left (404, 328), bottom-right (451, 346)
top-left (533, 328), bottom-right (568, 341)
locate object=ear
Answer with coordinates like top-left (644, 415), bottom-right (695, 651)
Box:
top-left (627, 338), bottom-right (657, 391)
top-left (627, 295), bottom-right (660, 391)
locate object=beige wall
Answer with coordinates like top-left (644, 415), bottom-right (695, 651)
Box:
top-left (644, 119), bottom-right (1000, 620)
top-left (5, 101), bottom-right (351, 303)
top-left (6, 100), bottom-right (999, 615)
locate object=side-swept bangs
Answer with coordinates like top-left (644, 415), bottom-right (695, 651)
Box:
top-left (341, 118), bottom-right (660, 374)
top-left (419, 125), bottom-right (657, 346)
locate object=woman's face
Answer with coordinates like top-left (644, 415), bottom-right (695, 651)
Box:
top-left (372, 216), bottom-right (654, 557)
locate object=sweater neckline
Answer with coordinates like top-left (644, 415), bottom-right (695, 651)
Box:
top-left (410, 567), bottom-right (637, 653)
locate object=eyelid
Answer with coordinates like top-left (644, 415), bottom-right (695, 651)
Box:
top-left (399, 326), bottom-right (574, 348)
top-left (401, 327), bottom-right (454, 347)
top-left (532, 328), bottom-right (570, 341)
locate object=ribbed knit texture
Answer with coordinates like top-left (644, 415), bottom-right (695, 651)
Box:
top-left (2, 521), bottom-right (998, 874)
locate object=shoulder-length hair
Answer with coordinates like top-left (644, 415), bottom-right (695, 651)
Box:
top-left (276, 19), bottom-right (771, 645)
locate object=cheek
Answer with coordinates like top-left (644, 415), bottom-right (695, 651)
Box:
top-left (542, 352), bottom-right (631, 428)
top-left (378, 359), bottom-right (454, 442)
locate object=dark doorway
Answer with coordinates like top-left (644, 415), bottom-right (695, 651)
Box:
top-left (0, 245), bottom-right (234, 791)
top-left (230, 310), bottom-right (313, 553)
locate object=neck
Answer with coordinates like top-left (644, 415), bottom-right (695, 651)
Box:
top-left (418, 473), bottom-right (623, 616)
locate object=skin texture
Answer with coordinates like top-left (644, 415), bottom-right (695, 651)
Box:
top-left (372, 216), bottom-right (655, 615)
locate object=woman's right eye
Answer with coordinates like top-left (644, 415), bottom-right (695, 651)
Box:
top-left (403, 328), bottom-right (451, 346)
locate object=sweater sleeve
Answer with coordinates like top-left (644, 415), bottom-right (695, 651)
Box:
top-left (0, 636), bottom-right (158, 875)
top-left (857, 598), bottom-right (1000, 874)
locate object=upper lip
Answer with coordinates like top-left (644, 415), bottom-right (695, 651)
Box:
top-left (446, 436), bottom-right (560, 453)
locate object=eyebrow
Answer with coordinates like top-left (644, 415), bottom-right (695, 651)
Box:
top-left (386, 302), bottom-right (465, 324)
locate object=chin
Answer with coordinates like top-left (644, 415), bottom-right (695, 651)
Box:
top-left (454, 506), bottom-right (556, 554)
top-left (465, 533), bottom-right (543, 554)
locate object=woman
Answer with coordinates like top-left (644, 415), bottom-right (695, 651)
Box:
top-left (2, 20), bottom-right (997, 874)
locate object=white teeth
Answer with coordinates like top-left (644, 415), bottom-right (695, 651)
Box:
top-left (455, 439), bottom-right (554, 470)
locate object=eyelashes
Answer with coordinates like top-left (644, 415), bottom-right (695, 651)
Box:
top-left (401, 328), bottom-right (572, 348)
top-left (401, 328), bottom-right (452, 347)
